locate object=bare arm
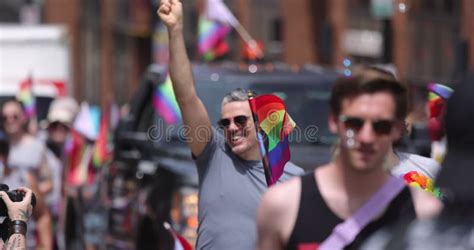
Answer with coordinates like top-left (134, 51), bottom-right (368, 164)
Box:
top-left (27, 173), bottom-right (53, 250)
top-left (409, 187), bottom-right (443, 219)
top-left (157, 0), bottom-right (212, 157)
top-left (0, 187), bottom-right (33, 250)
top-left (257, 177), bottom-right (301, 250)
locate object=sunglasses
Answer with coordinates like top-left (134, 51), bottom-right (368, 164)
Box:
top-left (48, 122), bottom-right (70, 130)
top-left (0, 114), bottom-right (20, 122)
top-left (339, 115), bottom-right (395, 135)
top-left (217, 115), bottom-right (250, 128)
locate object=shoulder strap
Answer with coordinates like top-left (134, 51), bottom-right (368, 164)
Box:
top-left (319, 176), bottom-right (406, 250)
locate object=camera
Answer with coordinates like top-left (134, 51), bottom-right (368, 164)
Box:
top-left (0, 184), bottom-right (36, 217)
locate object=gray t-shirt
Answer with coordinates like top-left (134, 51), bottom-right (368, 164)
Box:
top-left (390, 152), bottom-right (440, 179)
top-left (8, 137), bottom-right (45, 172)
top-left (194, 128), bottom-right (303, 250)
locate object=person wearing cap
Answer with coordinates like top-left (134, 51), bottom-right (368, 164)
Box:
top-left (44, 97), bottom-right (79, 159)
top-left (43, 97), bottom-right (78, 249)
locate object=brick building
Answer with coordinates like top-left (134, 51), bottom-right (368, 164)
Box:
top-left (3, 0), bottom-right (472, 105)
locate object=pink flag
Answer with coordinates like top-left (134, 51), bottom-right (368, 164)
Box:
top-left (204, 0), bottom-right (239, 27)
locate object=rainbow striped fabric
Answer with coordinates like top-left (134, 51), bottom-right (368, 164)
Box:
top-left (16, 76), bottom-right (36, 118)
top-left (249, 94), bottom-right (296, 185)
top-left (198, 17), bottom-right (231, 61)
top-left (427, 83), bottom-right (453, 118)
top-left (428, 83), bottom-right (453, 101)
top-left (92, 107), bottom-right (113, 168)
top-left (403, 171), bottom-right (442, 198)
top-left (153, 74), bottom-right (182, 125)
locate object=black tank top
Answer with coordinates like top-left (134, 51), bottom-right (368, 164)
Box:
top-left (286, 173), bottom-right (416, 250)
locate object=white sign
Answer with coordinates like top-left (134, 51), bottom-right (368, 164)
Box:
top-left (343, 29), bottom-right (383, 58)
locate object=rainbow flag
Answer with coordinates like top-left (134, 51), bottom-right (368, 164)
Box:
top-left (198, 17), bottom-right (231, 61)
top-left (402, 171), bottom-right (442, 198)
top-left (92, 107), bottom-right (113, 168)
top-left (153, 75), bottom-right (182, 125)
top-left (248, 94), bottom-right (296, 186)
top-left (427, 83), bottom-right (453, 118)
top-left (65, 130), bottom-right (95, 186)
top-left (16, 75), bottom-right (36, 118)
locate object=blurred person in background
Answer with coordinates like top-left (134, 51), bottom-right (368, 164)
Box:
top-left (370, 74), bottom-right (474, 249)
top-left (2, 100), bottom-right (53, 197)
top-left (44, 97), bottom-right (79, 159)
top-left (0, 187), bottom-right (35, 250)
top-left (158, 1), bottom-right (303, 249)
top-left (0, 134), bottom-right (52, 249)
top-left (426, 83), bottom-right (453, 164)
top-left (42, 96), bottom-right (78, 250)
top-left (257, 69), bottom-right (441, 250)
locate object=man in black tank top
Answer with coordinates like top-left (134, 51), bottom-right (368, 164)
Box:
top-left (256, 69), bottom-right (441, 250)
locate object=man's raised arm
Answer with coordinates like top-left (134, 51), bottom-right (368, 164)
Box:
top-left (157, 0), bottom-right (212, 156)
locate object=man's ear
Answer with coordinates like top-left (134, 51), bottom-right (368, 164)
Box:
top-left (328, 113), bottom-right (338, 133)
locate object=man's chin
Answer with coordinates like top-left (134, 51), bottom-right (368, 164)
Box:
top-left (231, 144), bottom-right (245, 154)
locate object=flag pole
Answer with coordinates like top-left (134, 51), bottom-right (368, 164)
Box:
top-left (247, 91), bottom-right (274, 187)
top-left (204, 0), bottom-right (264, 59)
top-left (234, 23), bottom-right (264, 59)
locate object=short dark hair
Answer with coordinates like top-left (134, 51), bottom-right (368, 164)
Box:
top-left (329, 76), bottom-right (408, 120)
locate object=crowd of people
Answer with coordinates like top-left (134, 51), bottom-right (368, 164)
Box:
top-left (0, 0), bottom-right (471, 249)
top-left (158, 0), bottom-right (473, 249)
top-left (0, 96), bottom-right (105, 250)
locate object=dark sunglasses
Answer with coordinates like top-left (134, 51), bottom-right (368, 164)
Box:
top-left (48, 122), bottom-right (70, 130)
top-left (339, 115), bottom-right (395, 135)
top-left (217, 115), bottom-right (250, 128)
top-left (0, 114), bottom-right (20, 122)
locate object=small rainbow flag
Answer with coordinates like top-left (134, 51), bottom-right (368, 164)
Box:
top-left (248, 94), bottom-right (296, 186)
top-left (92, 107), bottom-right (113, 168)
top-left (16, 75), bottom-right (36, 118)
top-left (153, 75), bottom-right (182, 125)
top-left (402, 171), bottom-right (442, 198)
top-left (198, 17), bottom-right (231, 61)
top-left (65, 130), bottom-right (95, 186)
top-left (427, 83), bottom-right (453, 118)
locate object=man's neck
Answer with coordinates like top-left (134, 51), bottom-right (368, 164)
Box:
top-left (316, 158), bottom-right (391, 218)
top-left (335, 158), bottom-right (389, 195)
top-left (238, 148), bottom-right (261, 161)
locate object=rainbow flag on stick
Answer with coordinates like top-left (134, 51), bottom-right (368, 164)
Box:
top-left (92, 106), bottom-right (113, 168)
top-left (248, 94), bottom-right (296, 186)
top-left (427, 83), bottom-right (453, 123)
top-left (16, 75), bottom-right (36, 118)
top-left (198, 17), bottom-right (231, 61)
top-left (153, 74), bottom-right (182, 125)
